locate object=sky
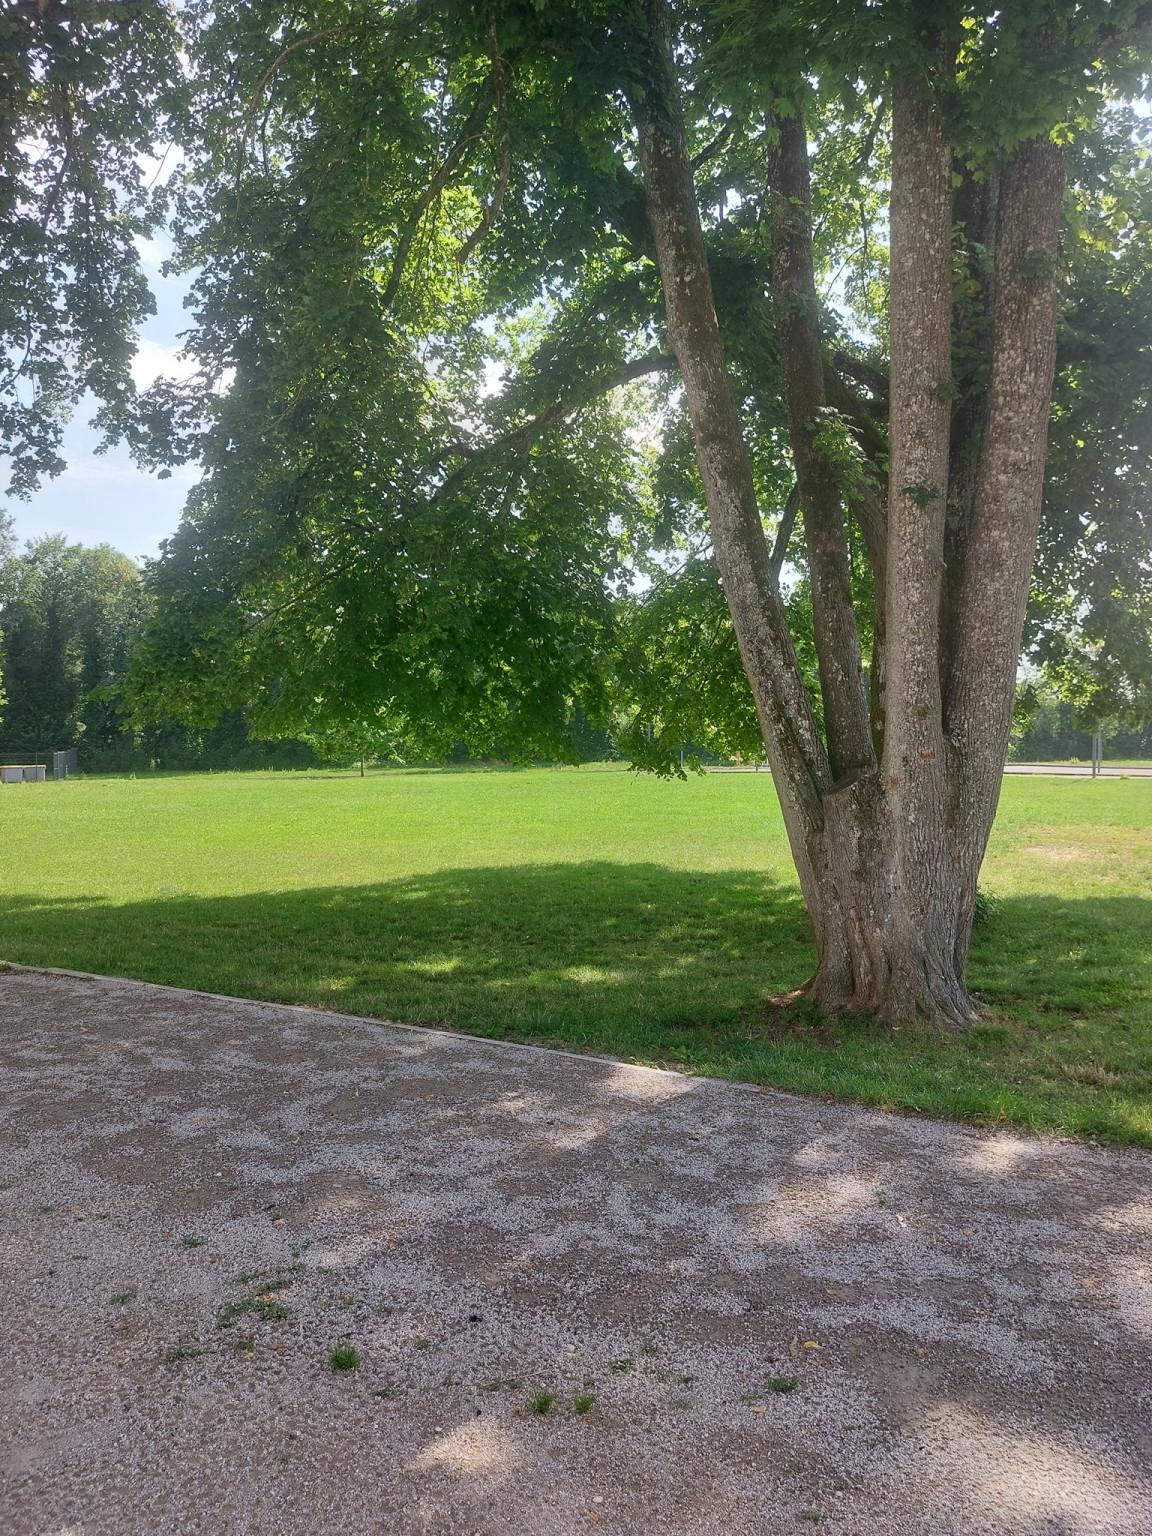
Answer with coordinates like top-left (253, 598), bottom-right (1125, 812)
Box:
top-left (5, 238), bottom-right (200, 565)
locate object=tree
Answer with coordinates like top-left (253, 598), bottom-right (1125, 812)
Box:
top-left (0, 0), bottom-right (181, 498)
top-left (0, 535), bottom-right (146, 758)
top-left (127, 0), bottom-right (1152, 1026)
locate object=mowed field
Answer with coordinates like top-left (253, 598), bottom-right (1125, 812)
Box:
top-left (2, 766), bottom-right (1150, 1144)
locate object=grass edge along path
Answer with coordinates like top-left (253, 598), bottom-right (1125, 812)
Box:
top-left (1, 765), bottom-right (1149, 1146)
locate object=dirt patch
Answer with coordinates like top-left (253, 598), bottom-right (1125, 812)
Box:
top-left (1025, 843), bottom-right (1092, 861)
top-left (1, 967), bottom-right (1150, 1535)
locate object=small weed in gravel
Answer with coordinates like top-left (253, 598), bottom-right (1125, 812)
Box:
top-left (573, 1393), bottom-right (596, 1414)
top-left (528, 1391), bottom-right (556, 1415)
top-left (768, 1376), bottom-right (800, 1394)
top-left (609, 1357), bottom-right (633, 1374)
top-left (217, 1292), bottom-right (291, 1329)
top-left (328, 1345), bottom-right (361, 1372)
top-left (251, 1273), bottom-right (295, 1296)
top-left (110, 1286), bottom-right (138, 1305)
top-left (160, 1343), bottom-right (204, 1366)
top-left (180, 1234), bottom-right (207, 1249)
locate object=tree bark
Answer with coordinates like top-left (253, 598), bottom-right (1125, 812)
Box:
top-left (629, 0), bottom-right (1066, 1030)
top-left (946, 136), bottom-right (1066, 961)
top-left (770, 109), bottom-right (874, 781)
top-left (872, 70), bottom-right (976, 1025)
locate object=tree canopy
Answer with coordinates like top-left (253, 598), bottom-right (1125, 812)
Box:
top-left (107, 1), bottom-right (1151, 768)
top-left (0, 0), bottom-right (181, 496)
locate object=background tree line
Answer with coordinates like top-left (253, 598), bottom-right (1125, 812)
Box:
top-left (0, 512), bottom-right (620, 771)
top-left (0, 515), bottom-right (312, 770)
top-left (0, 509), bottom-right (1144, 773)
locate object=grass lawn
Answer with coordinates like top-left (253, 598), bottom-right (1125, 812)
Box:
top-left (2, 765), bottom-right (1150, 1145)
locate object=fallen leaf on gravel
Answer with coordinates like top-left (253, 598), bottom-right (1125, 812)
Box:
top-left (789, 1336), bottom-right (799, 1358)
top-left (802, 1340), bottom-right (821, 1350)
top-left (750, 1404), bottom-right (767, 1413)
top-left (1081, 1276), bottom-right (1100, 1290)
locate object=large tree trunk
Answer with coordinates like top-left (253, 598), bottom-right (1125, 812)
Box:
top-left (630, 0), bottom-right (1065, 1029)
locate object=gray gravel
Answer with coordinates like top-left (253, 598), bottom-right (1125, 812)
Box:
top-left (1, 966), bottom-right (1150, 1536)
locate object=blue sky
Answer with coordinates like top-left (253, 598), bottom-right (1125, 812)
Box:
top-left (6, 238), bottom-right (199, 564)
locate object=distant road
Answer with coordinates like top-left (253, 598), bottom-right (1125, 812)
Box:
top-left (707, 763), bottom-right (1152, 778)
top-left (1004, 763), bottom-right (1152, 777)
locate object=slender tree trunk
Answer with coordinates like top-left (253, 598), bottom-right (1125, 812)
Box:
top-left (629, 0), bottom-right (832, 924)
top-left (770, 109), bottom-right (874, 781)
top-left (946, 136), bottom-right (1066, 963)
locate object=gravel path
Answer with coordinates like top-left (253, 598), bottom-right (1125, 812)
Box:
top-left (2, 967), bottom-right (1150, 1536)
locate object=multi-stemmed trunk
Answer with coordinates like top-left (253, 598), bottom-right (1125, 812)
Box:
top-left (631, 0), bottom-right (1064, 1026)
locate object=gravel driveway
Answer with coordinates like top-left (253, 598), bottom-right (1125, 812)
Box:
top-left (1, 967), bottom-right (1149, 1536)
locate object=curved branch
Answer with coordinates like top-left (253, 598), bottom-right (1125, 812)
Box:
top-left (436, 351), bottom-right (676, 499)
top-left (381, 74), bottom-right (497, 311)
top-left (457, 23), bottom-right (512, 265)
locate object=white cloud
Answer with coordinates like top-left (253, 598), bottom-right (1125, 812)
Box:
top-left (130, 337), bottom-right (198, 390)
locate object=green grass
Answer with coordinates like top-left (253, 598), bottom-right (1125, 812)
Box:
top-left (2, 765), bottom-right (1150, 1144)
top-left (327, 1345), bottom-right (361, 1372)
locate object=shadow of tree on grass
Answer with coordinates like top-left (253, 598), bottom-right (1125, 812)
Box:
top-left (5, 864), bottom-right (1151, 1140)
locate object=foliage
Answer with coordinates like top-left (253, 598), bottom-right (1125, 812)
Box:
top-left (1030, 101), bottom-right (1152, 726)
top-left (0, 0), bottom-right (182, 498)
top-left (99, 0), bottom-right (1149, 770)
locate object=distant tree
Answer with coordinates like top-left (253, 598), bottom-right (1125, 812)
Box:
top-left (0, 535), bottom-right (146, 759)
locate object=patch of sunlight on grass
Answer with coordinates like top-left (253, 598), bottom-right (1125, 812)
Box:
top-left (560, 966), bottom-right (630, 985)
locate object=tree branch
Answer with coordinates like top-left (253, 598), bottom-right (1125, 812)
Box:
top-left (436, 351), bottom-right (676, 499)
top-left (691, 116), bottom-right (737, 171)
top-left (457, 21), bottom-right (512, 265)
top-left (770, 107), bottom-right (873, 779)
top-left (769, 482), bottom-right (800, 585)
top-left (381, 75), bottom-right (496, 311)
